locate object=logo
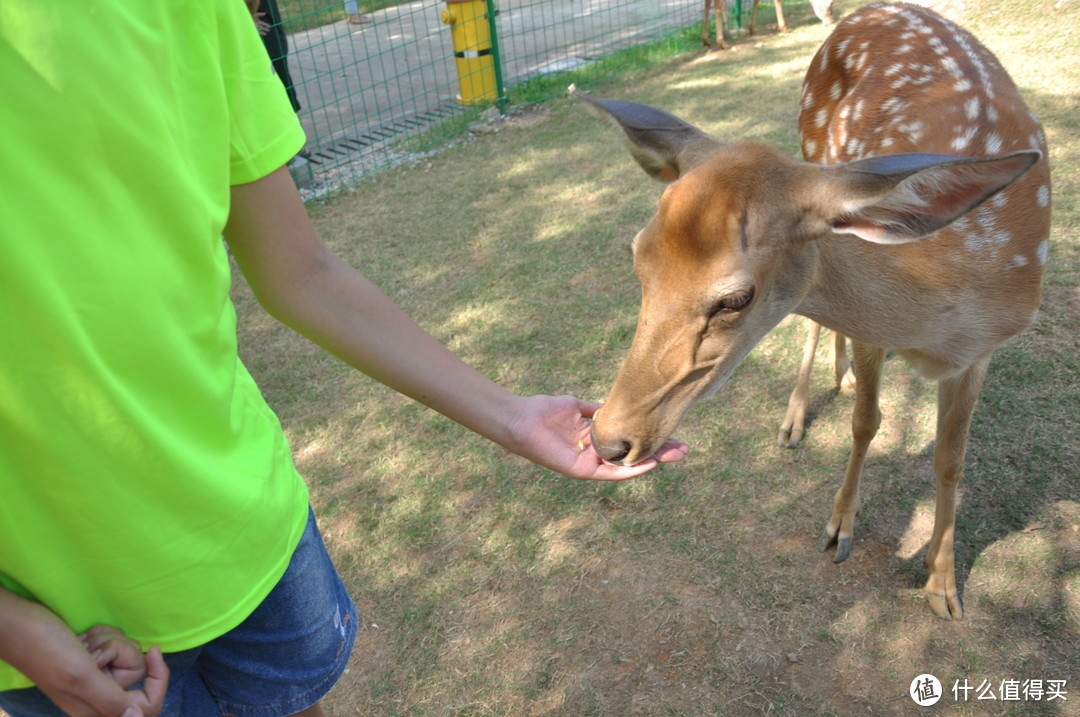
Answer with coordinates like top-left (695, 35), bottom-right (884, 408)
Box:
top-left (910, 674), bottom-right (943, 706)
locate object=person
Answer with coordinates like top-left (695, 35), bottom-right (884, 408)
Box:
top-left (248, 0), bottom-right (302, 113)
top-left (344, 0), bottom-right (372, 25)
top-left (0, 2), bottom-right (687, 717)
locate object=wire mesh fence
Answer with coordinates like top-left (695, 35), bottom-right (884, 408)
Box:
top-left (262, 0), bottom-right (785, 195)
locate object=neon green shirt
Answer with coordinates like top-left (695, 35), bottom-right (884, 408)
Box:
top-left (1, 1), bottom-right (310, 690)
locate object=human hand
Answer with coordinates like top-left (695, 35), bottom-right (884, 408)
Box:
top-left (254, 12), bottom-right (272, 35)
top-left (0, 590), bottom-right (168, 717)
top-left (80, 625), bottom-right (149, 691)
top-left (505, 395), bottom-right (688, 480)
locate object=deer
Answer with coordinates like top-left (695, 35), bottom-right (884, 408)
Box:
top-left (703, 0), bottom-right (834, 48)
top-left (577, 1), bottom-right (1051, 620)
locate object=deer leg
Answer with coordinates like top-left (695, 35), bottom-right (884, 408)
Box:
top-left (821, 341), bottom-right (885, 563)
top-left (716, 0), bottom-right (730, 49)
top-left (831, 330), bottom-right (856, 395)
top-left (773, 0), bottom-right (788, 33)
top-left (705, 0), bottom-right (730, 49)
top-left (778, 320), bottom-right (822, 448)
top-left (924, 358), bottom-right (989, 620)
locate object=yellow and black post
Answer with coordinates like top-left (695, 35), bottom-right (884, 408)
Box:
top-left (440, 0), bottom-right (503, 107)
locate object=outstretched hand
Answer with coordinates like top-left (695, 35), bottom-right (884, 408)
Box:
top-left (505, 395), bottom-right (688, 480)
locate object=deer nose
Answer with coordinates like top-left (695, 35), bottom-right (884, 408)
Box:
top-left (589, 424), bottom-right (634, 465)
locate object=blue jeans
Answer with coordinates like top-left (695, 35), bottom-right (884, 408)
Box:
top-left (0, 508), bottom-right (357, 717)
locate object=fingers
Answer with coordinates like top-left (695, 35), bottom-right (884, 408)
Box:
top-left (575, 400), bottom-right (601, 420)
top-left (78, 625), bottom-right (149, 690)
top-left (651, 439), bottom-right (690, 463)
top-left (143, 647), bottom-right (170, 712)
top-left (81, 625), bottom-right (139, 656)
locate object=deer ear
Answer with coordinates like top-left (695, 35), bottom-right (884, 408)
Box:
top-left (572, 86), bottom-right (722, 183)
top-left (824, 151), bottom-right (1041, 245)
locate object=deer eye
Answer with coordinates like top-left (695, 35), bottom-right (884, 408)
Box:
top-left (711, 288), bottom-right (755, 316)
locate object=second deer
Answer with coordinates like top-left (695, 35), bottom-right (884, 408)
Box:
top-left (703, 0), bottom-right (835, 48)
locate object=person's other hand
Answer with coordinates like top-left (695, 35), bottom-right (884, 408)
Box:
top-left (80, 625), bottom-right (148, 691)
top-left (0, 591), bottom-right (168, 717)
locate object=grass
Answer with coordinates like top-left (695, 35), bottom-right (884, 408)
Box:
top-left (232, 0), bottom-right (1080, 714)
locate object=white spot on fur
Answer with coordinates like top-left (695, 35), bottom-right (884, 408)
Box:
top-left (954, 79), bottom-right (973, 92)
top-left (1008, 254), bottom-right (1029, 270)
top-left (897, 120), bottom-right (925, 142)
top-left (829, 81), bottom-right (842, 100)
top-left (882, 97), bottom-right (908, 114)
top-left (985, 132), bottom-right (1003, 154)
top-left (1036, 238), bottom-right (1050, 265)
top-left (1036, 185), bottom-right (1050, 207)
top-left (951, 127), bottom-right (977, 151)
top-left (964, 97), bottom-right (980, 121)
top-left (815, 107), bottom-right (829, 128)
top-left (804, 138), bottom-right (819, 159)
top-left (941, 55), bottom-right (962, 77)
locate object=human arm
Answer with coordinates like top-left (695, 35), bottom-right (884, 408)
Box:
top-left (0, 588), bottom-right (168, 717)
top-left (223, 167), bottom-right (688, 480)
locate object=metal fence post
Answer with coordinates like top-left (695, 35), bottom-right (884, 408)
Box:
top-left (484, 0), bottom-right (508, 115)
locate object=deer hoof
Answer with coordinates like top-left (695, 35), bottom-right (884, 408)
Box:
top-left (777, 425), bottom-right (804, 449)
top-left (833, 536), bottom-right (853, 563)
top-left (927, 591), bottom-right (963, 620)
top-left (819, 526), bottom-right (853, 563)
top-left (819, 527), bottom-right (837, 552)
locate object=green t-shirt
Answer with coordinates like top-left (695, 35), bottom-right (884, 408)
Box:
top-left (1, 1), bottom-right (310, 690)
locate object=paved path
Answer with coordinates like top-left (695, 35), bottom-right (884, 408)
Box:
top-left (281, 0), bottom-right (702, 187)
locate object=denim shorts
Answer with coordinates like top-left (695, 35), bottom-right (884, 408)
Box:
top-left (0, 507), bottom-right (358, 717)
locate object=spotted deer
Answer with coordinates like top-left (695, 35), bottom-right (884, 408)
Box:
top-left (578, 2), bottom-right (1051, 619)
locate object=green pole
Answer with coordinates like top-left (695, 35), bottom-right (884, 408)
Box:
top-left (485, 0), bottom-right (508, 114)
